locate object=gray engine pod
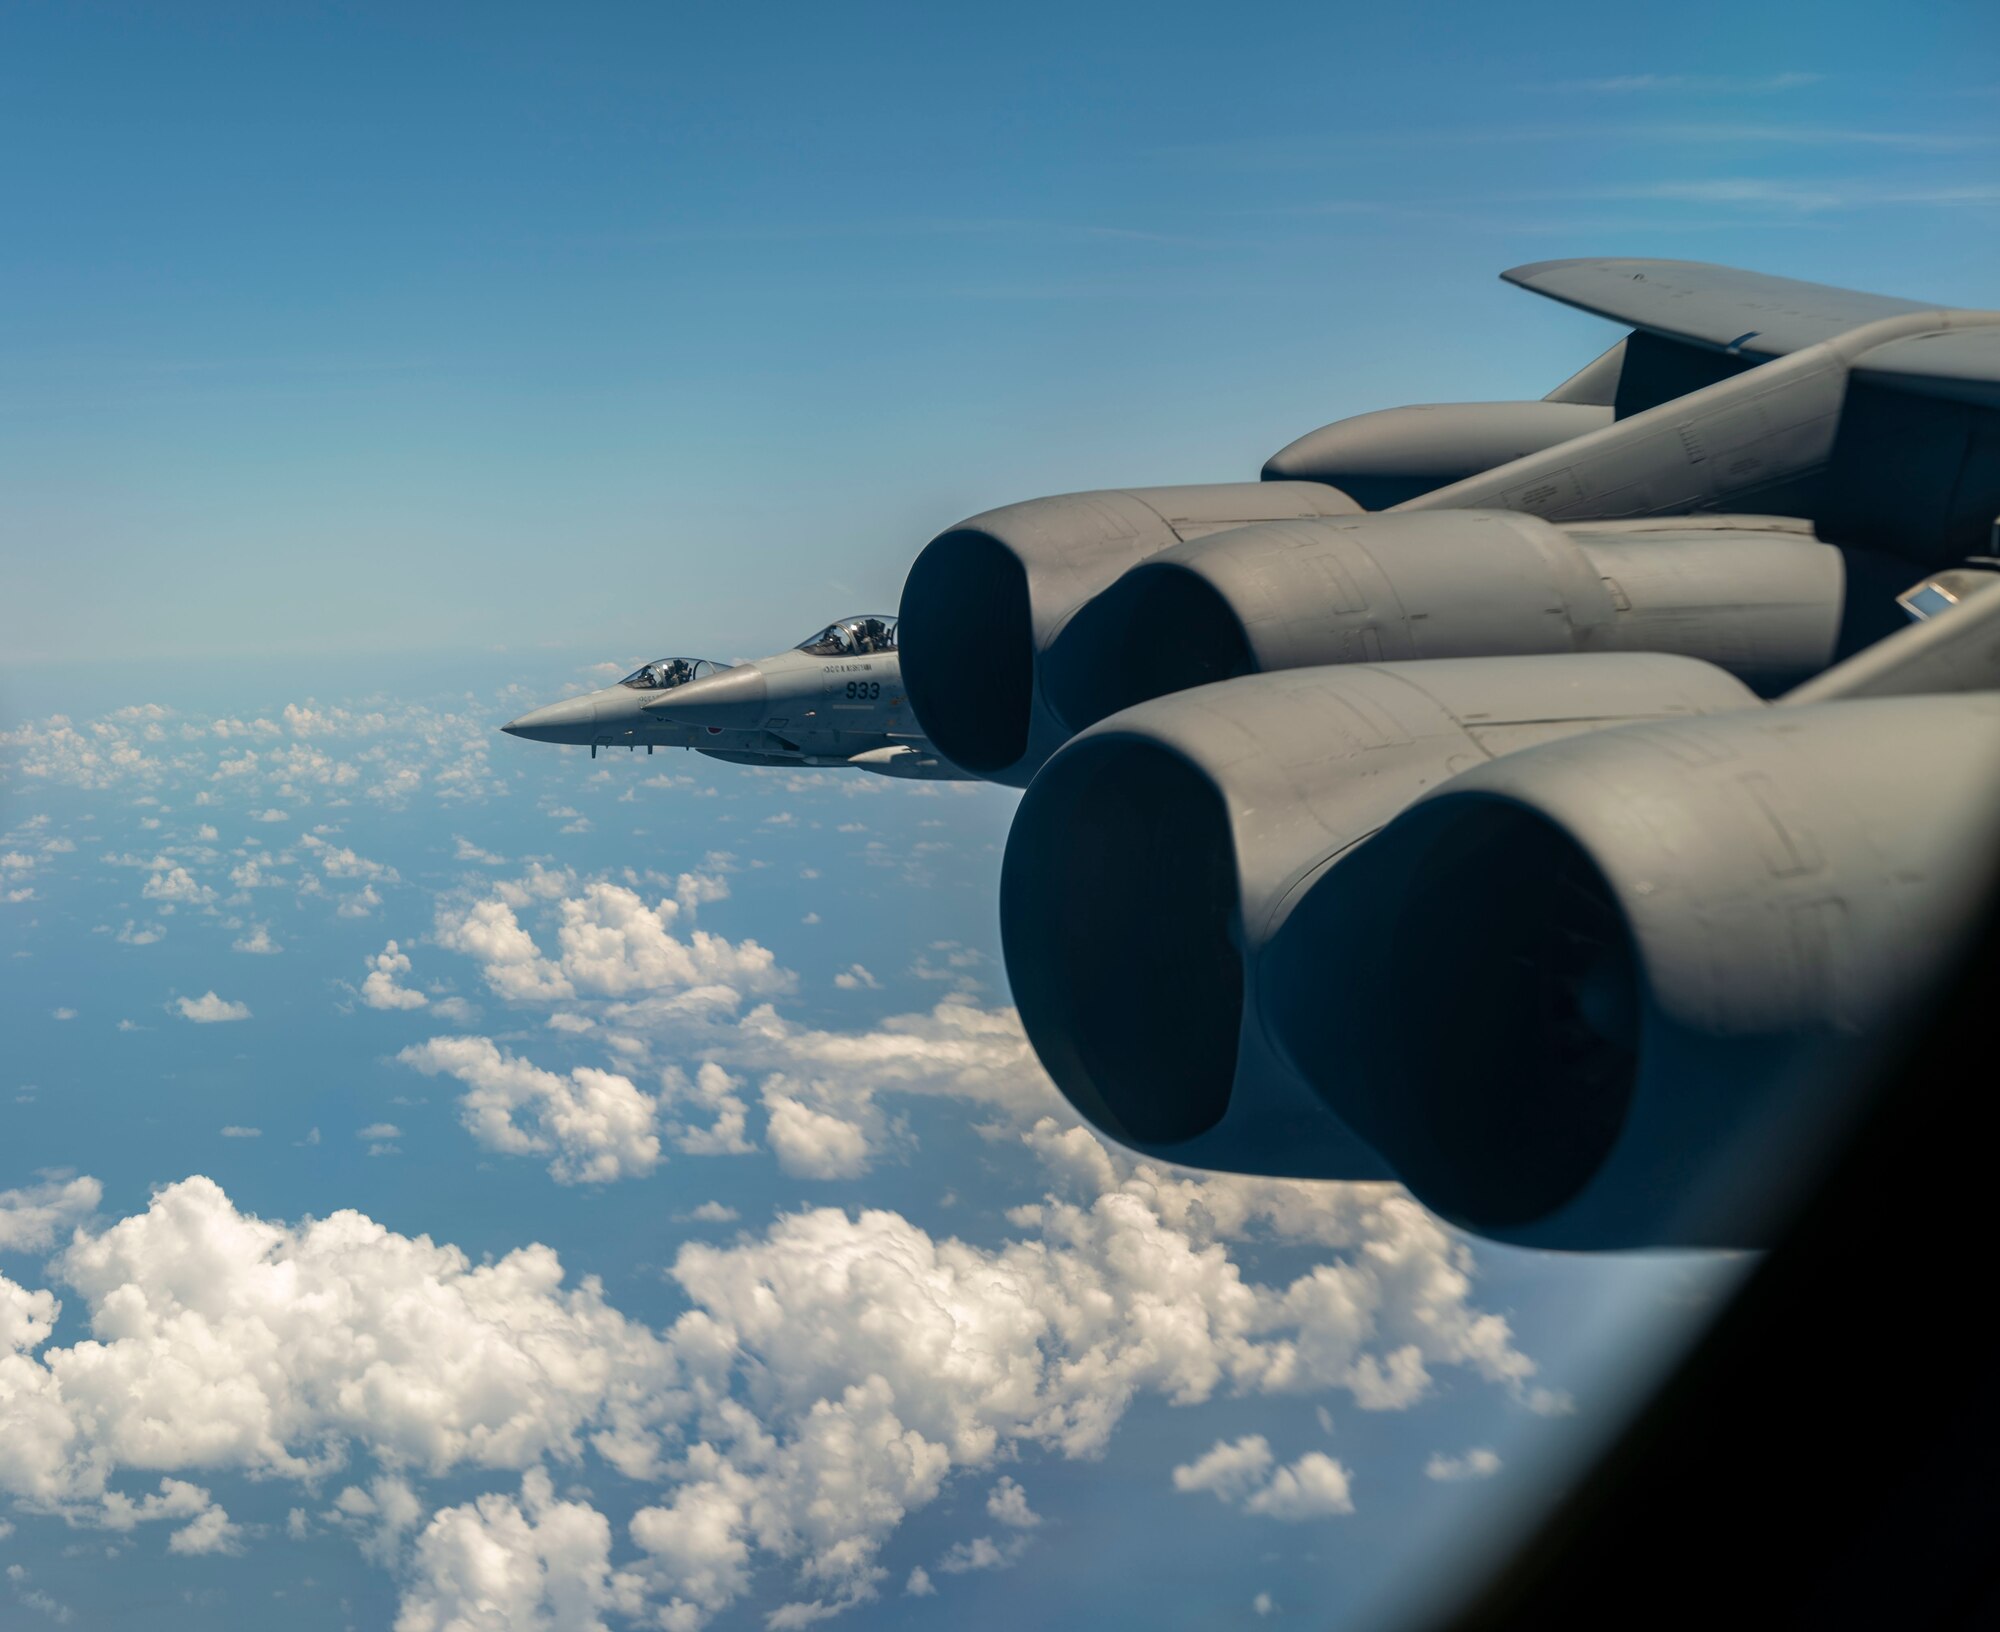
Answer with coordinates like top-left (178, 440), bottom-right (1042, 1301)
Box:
top-left (1264, 694), bottom-right (2000, 1249)
top-left (898, 481), bottom-right (1360, 786)
top-left (999, 652), bottom-right (1761, 1181)
top-left (1261, 401), bottom-right (1614, 506)
top-left (1042, 510), bottom-right (1915, 730)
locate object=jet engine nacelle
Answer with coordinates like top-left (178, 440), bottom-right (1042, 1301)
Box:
top-left (998, 653), bottom-right (1762, 1185)
top-left (1043, 511), bottom-right (1913, 730)
top-left (899, 481), bottom-right (1362, 785)
top-left (1262, 696), bottom-right (2000, 1248)
top-left (1261, 401), bottom-right (1614, 506)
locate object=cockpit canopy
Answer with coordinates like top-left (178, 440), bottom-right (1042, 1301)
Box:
top-left (795, 614), bottom-right (898, 657)
top-left (617, 657), bottom-right (732, 691)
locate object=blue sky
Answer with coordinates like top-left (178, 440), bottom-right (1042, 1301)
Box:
top-left (0, 4), bottom-right (1990, 1628)
top-left (2, 1), bottom-right (1995, 664)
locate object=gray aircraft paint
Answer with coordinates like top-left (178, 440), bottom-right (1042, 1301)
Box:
top-left (502, 620), bottom-right (970, 780)
top-left (899, 256), bottom-right (2000, 1249)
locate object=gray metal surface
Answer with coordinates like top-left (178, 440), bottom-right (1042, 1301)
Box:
top-left (1268, 694), bottom-right (2000, 1247)
top-left (1501, 257), bottom-right (1937, 360)
top-left (1001, 654), bottom-right (1759, 1186)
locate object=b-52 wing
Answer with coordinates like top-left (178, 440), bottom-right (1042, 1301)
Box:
top-left (1501, 256), bottom-right (1940, 360)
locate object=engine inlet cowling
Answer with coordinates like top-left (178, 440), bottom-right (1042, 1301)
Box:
top-left (1264, 694), bottom-right (2000, 1248)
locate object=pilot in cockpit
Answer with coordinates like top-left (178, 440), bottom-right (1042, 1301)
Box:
top-left (851, 617), bottom-right (894, 653)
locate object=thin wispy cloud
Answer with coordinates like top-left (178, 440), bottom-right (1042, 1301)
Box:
top-left (1266, 179), bottom-right (2000, 225)
top-left (1167, 121), bottom-right (1993, 171)
top-left (1543, 71), bottom-right (1825, 94)
top-left (1526, 178), bottom-right (2000, 213)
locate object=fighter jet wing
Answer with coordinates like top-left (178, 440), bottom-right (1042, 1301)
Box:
top-left (1502, 257), bottom-right (1938, 361)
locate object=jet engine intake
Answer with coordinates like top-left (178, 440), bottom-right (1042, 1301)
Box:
top-left (898, 482), bottom-right (1360, 784)
top-left (998, 653), bottom-right (1761, 1183)
top-left (1262, 695), bottom-right (2000, 1248)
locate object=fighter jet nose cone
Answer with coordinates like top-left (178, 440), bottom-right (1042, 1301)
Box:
top-left (498, 696), bottom-right (599, 744)
top-left (642, 667), bottom-right (769, 727)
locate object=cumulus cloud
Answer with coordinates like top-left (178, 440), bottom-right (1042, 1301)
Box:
top-left (1172, 1435), bottom-right (1276, 1502)
top-left (0, 1175), bottom-right (676, 1520)
top-left (760, 1083), bottom-right (874, 1180)
top-left (662, 1063), bottom-right (755, 1157)
top-left (986, 1476), bottom-right (1040, 1529)
top-left (142, 866), bottom-right (212, 906)
top-left (0, 1135), bottom-right (1541, 1628)
top-left (1243, 1452), bottom-right (1353, 1519)
top-left (0, 1175), bottom-right (101, 1253)
top-left (176, 992), bottom-right (250, 1023)
top-left (1425, 1447), bottom-right (1501, 1482)
top-left (400, 1036), bottom-right (662, 1184)
top-left (732, 997), bottom-right (1055, 1115)
top-left (116, 920), bottom-right (164, 946)
top-left (300, 834), bottom-right (398, 883)
top-left (232, 924), bottom-right (282, 955)
top-left (361, 941), bottom-right (429, 1011)
top-left (1173, 1437), bottom-right (1353, 1519)
top-left (436, 877), bottom-right (788, 1011)
top-left (397, 1468), bottom-right (643, 1632)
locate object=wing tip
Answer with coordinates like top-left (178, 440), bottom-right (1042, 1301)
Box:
top-left (1502, 256), bottom-right (1718, 289)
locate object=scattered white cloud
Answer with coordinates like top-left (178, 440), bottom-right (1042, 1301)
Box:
top-left (832, 964), bottom-right (880, 991)
top-left (0, 1175), bottom-right (101, 1253)
top-left (360, 940), bottom-right (429, 1011)
top-left (1173, 1437), bottom-right (1353, 1520)
top-left (397, 1468), bottom-right (643, 1632)
top-left (904, 1566), bottom-right (934, 1597)
top-left (436, 877), bottom-right (788, 1009)
top-left (0, 1132), bottom-right (1542, 1629)
top-left (761, 1085), bottom-right (874, 1180)
top-left (1425, 1447), bottom-right (1501, 1482)
top-left (400, 1036), bottom-right (662, 1184)
top-left (1243, 1453), bottom-right (1353, 1519)
top-left (936, 1534), bottom-right (1016, 1573)
top-left (677, 1202), bottom-right (740, 1225)
top-left (986, 1476), bottom-right (1040, 1529)
top-left (116, 921), bottom-right (164, 946)
top-left (219, 1127), bottom-right (261, 1139)
top-left (662, 1063), bottom-right (754, 1157)
top-left (175, 991), bottom-right (250, 1023)
top-left (1172, 1436), bottom-right (1275, 1503)
top-left (142, 866), bottom-right (212, 906)
top-left (1254, 1590), bottom-right (1275, 1616)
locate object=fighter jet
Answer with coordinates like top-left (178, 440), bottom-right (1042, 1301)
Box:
top-left (501, 616), bottom-right (969, 779)
top-left (893, 256), bottom-right (2000, 1253)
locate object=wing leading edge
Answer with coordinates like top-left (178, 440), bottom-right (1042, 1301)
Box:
top-left (1503, 257), bottom-right (1939, 362)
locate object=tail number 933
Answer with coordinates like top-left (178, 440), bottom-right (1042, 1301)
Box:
top-left (843, 681), bottom-right (882, 701)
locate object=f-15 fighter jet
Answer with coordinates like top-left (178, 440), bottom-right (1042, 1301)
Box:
top-left (501, 615), bottom-right (968, 779)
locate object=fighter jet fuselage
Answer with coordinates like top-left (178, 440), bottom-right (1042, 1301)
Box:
top-left (502, 617), bottom-right (968, 779)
